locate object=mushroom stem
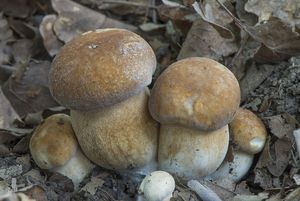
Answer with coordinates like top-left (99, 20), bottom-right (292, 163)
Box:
top-left (293, 129), bottom-right (300, 158)
top-left (187, 180), bottom-right (222, 201)
top-left (52, 148), bottom-right (94, 189)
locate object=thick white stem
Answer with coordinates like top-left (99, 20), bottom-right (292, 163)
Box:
top-left (52, 149), bottom-right (94, 189)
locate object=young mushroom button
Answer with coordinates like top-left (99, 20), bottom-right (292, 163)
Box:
top-left (138, 171), bottom-right (175, 201)
top-left (29, 114), bottom-right (94, 189)
top-left (230, 108), bottom-right (267, 154)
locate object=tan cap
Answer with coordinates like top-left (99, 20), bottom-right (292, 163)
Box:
top-left (30, 114), bottom-right (77, 169)
top-left (229, 108), bottom-right (267, 154)
top-left (149, 57), bottom-right (240, 131)
top-left (49, 28), bottom-right (156, 110)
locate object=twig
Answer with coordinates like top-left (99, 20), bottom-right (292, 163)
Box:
top-left (101, 0), bottom-right (157, 9)
top-left (187, 180), bottom-right (223, 201)
top-left (293, 129), bottom-right (300, 159)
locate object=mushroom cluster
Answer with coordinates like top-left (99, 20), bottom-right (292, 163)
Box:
top-left (29, 28), bottom-right (269, 194)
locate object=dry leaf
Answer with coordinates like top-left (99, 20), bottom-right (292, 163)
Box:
top-left (232, 192), bottom-right (269, 201)
top-left (2, 60), bottom-right (59, 117)
top-left (267, 137), bottom-right (292, 177)
top-left (177, 18), bottom-right (238, 61)
top-left (22, 185), bottom-right (48, 201)
top-left (51, 0), bottom-right (137, 43)
top-left (267, 115), bottom-right (295, 139)
top-left (80, 176), bottom-right (105, 196)
top-left (191, 1), bottom-right (234, 39)
top-left (0, 88), bottom-right (19, 129)
top-left (39, 15), bottom-right (64, 57)
top-left (0, 0), bottom-right (34, 18)
top-left (245, 0), bottom-right (300, 30)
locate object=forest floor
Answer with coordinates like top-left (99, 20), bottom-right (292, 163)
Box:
top-left (0, 0), bottom-right (300, 200)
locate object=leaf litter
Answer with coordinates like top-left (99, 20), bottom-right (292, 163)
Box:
top-left (0, 0), bottom-right (300, 200)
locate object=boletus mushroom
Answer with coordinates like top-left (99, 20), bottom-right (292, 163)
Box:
top-left (206, 108), bottom-right (267, 183)
top-left (49, 28), bottom-right (158, 172)
top-left (30, 114), bottom-right (94, 188)
top-left (138, 171), bottom-right (175, 201)
top-left (149, 57), bottom-right (241, 180)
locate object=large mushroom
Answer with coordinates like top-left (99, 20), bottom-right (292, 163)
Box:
top-left (49, 29), bottom-right (158, 172)
top-left (148, 57), bottom-right (241, 180)
top-left (30, 114), bottom-right (94, 188)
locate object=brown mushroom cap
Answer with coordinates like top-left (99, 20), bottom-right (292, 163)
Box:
top-left (49, 28), bottom-right (156, 110)
top-left (149, 57), bottom-right (240, 131)
top-left (229, 108), bottom-right (267, 154)
top-left (30, 114), bottom-right (77, 169)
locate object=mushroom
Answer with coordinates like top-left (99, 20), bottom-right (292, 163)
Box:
top-left (205, 147), bottom-right (253, 183)
top-left (205, 108), bottom-right (267, 183)
top-left (49, 28), bottom-right (159, 172)
top-left (149, 57), bottom-right (240, 180)
top-left (30, 114), bottom-right (94, 188)
top-left (138, 171), bottom-right (175, 201)
top-left (230, 108), bottom-right (267, 154)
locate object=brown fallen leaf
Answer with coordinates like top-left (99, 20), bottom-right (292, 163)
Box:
top-left (0, 88), bottom-right (19, 129)
top-left (39, 15), bottom-right (64, 57)
top-left (267, 137), bottom-right (292, 177)
top-left (239, 63), bottom-right (279, 102)
top-left (2, 60), bottom-right (59, 117)
top-left (245, 0), bottom-right (300, 30)
top-left (51, 0), bottom-right (137, 43)
top-left (191, 1), bottom-right (234, 39)
top-left (267, 115), bottom-right (295, 139)
top-left (22, 185), bottom-right (48, 201)
top-left (177, 18), bottom-right (238, 61)
top-left (0, 0), bottom-right (35, 18)
top-left (217, 1), bottom-right (300, 61)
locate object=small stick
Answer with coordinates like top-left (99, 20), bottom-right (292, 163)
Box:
top-left (101, 0), bottom-right (157, 9)
top-left (187, 180), bottom-right (223, 201)
top-left (293, 129), bottom-right (300, 158)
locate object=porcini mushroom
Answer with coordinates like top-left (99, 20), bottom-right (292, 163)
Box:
top-left (149, 57), bottom-right (240, 131)
top-left (206, 108), bottom-right (267, 183)
top-left (30, 114), bottom-right (94, 188)
top-left (149, 57), bottom-right (240, 180)
top-left (205, 147), bottom-right (253, 183)
top-left (49, 28), bottom-right (158, 172)
top-left (138, 171), bottom-right (175, 201)
top-left (230, 108), bottom-right (267, 154)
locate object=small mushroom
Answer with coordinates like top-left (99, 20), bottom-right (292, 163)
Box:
top-left (205, 147), bottom-right (253, 182)
top-left (49, 28), bottom-right (159, 172)
top-left (138, 171), bottom-right (175, 201)
top-left (30, 114), bottom-right (94, 188)
top-left (149, 57), bottom-right (240, 180)
top-left (230, 108), bottom-right (267, 154)
top-left (206, 108), bottom-right (267, 183)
